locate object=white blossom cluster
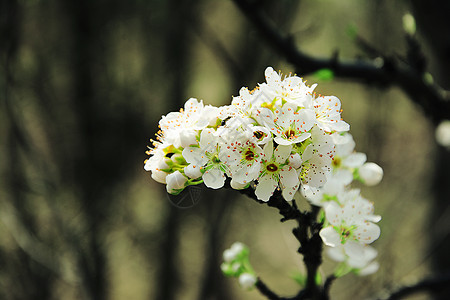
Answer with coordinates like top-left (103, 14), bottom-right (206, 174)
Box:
top-left (145, 66), bottom-right (383, 276)
top-left (145, 67), bottom-right (350, 201)
top-left (306, 133), bottom-right (383, 275)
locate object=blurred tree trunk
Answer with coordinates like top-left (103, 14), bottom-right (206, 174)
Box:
top-left (152, 1), bottom-right (198, 299)
top-left (411, 1), bottom-right (450, 299)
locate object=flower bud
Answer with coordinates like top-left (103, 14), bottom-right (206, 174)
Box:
top-left (288, 153), bottom-right (302, 169)
top-left (223, 242), bottom-right (244, 262)
top-left (436, 120), bottom-right (450, 148)
top-left (359, 162), bottom-right (383, 186)
top-left (151, 170), bottom-right (168, 184)
top-left (166, 171), bottom-right (188, 193)
top-left (238, 273), bottom-right (257, 290)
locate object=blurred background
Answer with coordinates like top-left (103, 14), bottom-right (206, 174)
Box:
top-left (1, 0), bottom-right (450, 299)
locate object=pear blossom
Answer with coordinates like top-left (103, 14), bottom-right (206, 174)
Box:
top-left (326, 244), bottom-right (379, 275)
top-left (320, 195), bottom-right (381, 250)
top-left (310, 95), bottom-right (349, 132)
top-left (259, 67), bottom-right (317, 107)
top-left (255, 140), bottom-right (299, 201)
top-left (145, 66), bottom-right (383, 282)
top-left (182, 128), bottom-right (230, 189)
top-left (256, 103), bottom-right (315, 146)
top-left (221, 133), bottom-right (264, 185)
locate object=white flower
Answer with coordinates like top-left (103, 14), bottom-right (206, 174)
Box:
top-left (238, 273), bottom-right (257, 290)
top-left (182, 128), bottom-right (230, 189)
top-left (326, 244), bottom-right (379, 275)
top-left (320, 198), bottom-right (381, 249)
top-left (159, 98), bottom-right (218, 148)
top-left (298, 145), bottom-right (330, 188)
top-left (256, 103), bottom-right (315, 146)
top-left (358, 162), bottom-right (383, 186)
top-left (303, 169), bottom-right (353, 206)
top-left (248, 125), bottom-right (272, 145)
top-left (310, 95), bottom-right (349, 132)
top-left (221, 133), bottom-right (264, 185)
top-left (166, 171), bottom-right (188, 194)
top-left (231, 86), bottom-right (265, 118)
top-left (255, 140), bottom-right (299, 201)
top-left (144, 142), bottom-right (171, 183)
top-left (259, 67), bottom-right (316, 107)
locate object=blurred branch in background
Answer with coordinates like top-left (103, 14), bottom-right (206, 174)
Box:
top-left (232, 0), bottom-right (450, 126)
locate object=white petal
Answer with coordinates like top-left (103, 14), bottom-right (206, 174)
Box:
top-left (182, 147), bottom-right (208, 165)
top-left (203, 167), bottom-right (225, 189)
top-left (319, 226), bottom-right (340, 247)
top-left (255, 175), bottom-right (278, 202)
top-left (274, 144), bottom-right (292, 164)
top-left (344, 240), bottom-right (365, 258)
top-left (179, 130), bottom-right (198, 148)
top-left (343, 152), bottom-right (367, 168)
top-left (324, 201), bottom-right (344, 226)
top-left (354, 222), bottom-right (381, 244)
top-left (184, 164), bottom-right (202, 179)
top-left (151, 170), bottom-right (168, 184)
top-left (263, 139), bottom-right (274, 158)
top-left (280, 166), bottom-right (299, 188)
top-left (326, 245), bottom-right (346, 262)
top-left (274, 136), bottom-right (295, 145)
top-left (289, 153), bottom-right (302, 169)
top-left (358, 261), bottom-right (379, 276)
top-left (296, 109), bottom-right (315, 132)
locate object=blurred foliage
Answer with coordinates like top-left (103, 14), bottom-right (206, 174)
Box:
top-left (0, 0), bottom-right (448, 299)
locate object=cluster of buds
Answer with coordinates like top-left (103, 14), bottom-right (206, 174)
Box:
top-left (220, 242), bottom-right (257, 290)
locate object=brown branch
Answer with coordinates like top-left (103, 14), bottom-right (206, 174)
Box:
top-left (379, 271), bottom-right (450, 300)
top-left (231, 0), bottom-right (450, 125)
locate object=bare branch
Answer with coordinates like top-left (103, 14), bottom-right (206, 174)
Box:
top-left (231, 0), bottom-right (450, 125)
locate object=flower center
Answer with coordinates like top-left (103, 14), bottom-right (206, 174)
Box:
top-left (254, 131), bottom-right (265, 140)
top-left (266, 163), bottom-right (278, 172)
top-left (212, 154), bottom-right (221, 164)
top-left (332, 156), bottom-right (341, 168)
top-left (244, 150), bottom-right (255, 161)
top-left (283, 128), bottom-right (297, 140)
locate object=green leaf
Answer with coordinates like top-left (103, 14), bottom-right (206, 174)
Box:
top-left (313, 69), bottom-right (334, 81)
